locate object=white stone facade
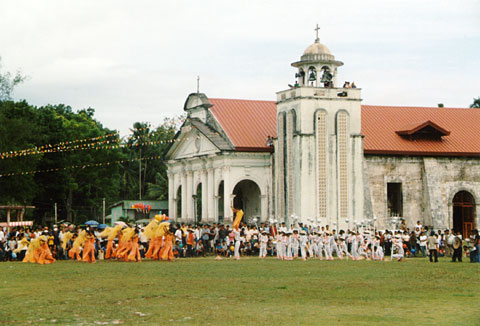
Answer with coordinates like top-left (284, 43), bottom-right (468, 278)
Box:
top-left (164, 37), bottom-right (479, 236)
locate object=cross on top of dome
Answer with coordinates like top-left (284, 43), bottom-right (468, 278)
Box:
top-left (314, 24), bottom-right (320, 43)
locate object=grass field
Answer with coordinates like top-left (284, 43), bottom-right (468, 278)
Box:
top-left (1, 257), bottom-right (479, 326)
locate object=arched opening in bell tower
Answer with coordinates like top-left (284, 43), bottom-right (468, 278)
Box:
top-left (308, 66), bottom-right (317, 87)
top-left (296, 69), bottom-right (305, 86)
top-left (320, 66), bottom-right (333, 88)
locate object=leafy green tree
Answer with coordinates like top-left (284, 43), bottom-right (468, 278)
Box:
top-left (0, 101), bottom-right (41, 205)
top-left (0, 57), bottom-right (26, 101)
top-left (470, 97), bottom-right (480, 108)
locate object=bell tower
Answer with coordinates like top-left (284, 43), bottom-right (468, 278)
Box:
top-left (275, 26), bottom-right (364, 230)
top-left (292, 24), bottom-right (344, 88)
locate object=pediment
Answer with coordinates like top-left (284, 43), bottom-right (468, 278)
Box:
top-left (168, 128), bottom-right (220, 160)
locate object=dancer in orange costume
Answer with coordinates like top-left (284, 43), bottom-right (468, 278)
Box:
top-left (116, 227), bottom-right (134, 261)
top-left (112, 231), bottom-right (123, 259)
top-left (145, 215), bottom-right (171, 260)
top-left (160, 230), bottom-right (175, 261)
top-left (23, 238), bottom-right (39, 263)
top-left (82, 231), bottom-right (96, 263)
top-left (127, 230), bottom-right (142, 262)
top-left (37, 236), bottom-right (56, 264)
top-left (145, 235), bottom-right (163, 260)
top-left (69, 230), bottom-right (86, 261)
top-left (23, 236), bottom-right (55, 264)
top-left (99, 225), bottom-right (122, 259)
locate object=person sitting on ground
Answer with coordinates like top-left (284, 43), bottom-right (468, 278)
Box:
top-left (195, 240), bottom-right (205, 257)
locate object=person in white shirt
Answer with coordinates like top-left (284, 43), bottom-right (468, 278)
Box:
top-left (174, 228), bottom-right (182, 244)
top-left (299, 230), bottom-right (308, 261)
top-left (419, 231), bottom-right (428, 257)
top-left (414, 221), bottom-right (423, 237)
top-left (391, 235), bottom-right (404, 261)
top-left (258, 231), bottom-right (268, 259)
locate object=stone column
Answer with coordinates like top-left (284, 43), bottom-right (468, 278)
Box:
top-left (186, 170), bottom-right (193, 223)
top-left (168, 172), bottom-right (174, 219)
top-left (181, 172), bottom-right (187, 220)
top-left (261, 194), bottom-right (267, 223)
top-left (201, 169), bottom-right (208, 222)
top-left (207, 168), bottom-right (214, 222)
top-left (223, 167), bottom-right (232, 223)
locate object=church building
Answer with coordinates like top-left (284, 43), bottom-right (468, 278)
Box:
top-left (164, 32), bottom-right (480, 237)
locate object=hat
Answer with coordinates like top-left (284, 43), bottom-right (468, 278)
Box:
top-left (300, 230), bottom-right (306, 235)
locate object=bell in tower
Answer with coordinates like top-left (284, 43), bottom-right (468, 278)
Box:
top-left (291, 25), bottom-right (343, 88)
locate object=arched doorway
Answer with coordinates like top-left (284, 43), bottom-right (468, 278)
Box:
top-left (233, 180), bottom-right (261, 224)
top-left (452, 191), bottom-right (475, 238)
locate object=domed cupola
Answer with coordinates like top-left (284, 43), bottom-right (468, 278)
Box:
top-left (291, 25), bottom-right (344, 88)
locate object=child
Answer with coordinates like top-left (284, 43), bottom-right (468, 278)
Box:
top-left (299, 230), bottom-right (308, 261)
top-left (391, 235), bottom-right (404, 261)
top-left (259, 231), bottom-right (268, 259)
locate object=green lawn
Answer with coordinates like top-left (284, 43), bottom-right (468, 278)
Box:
top-left (0, 257), bottom-right (478, 326)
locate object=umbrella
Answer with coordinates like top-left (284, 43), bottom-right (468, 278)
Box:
top-left (85, 220), bottom-right (99, 226)
top-left (136, 219), bottom-right (151, 224)
top-left (114, 221), bottom-right (127, 227)
top-left (98, 224), bottom-right (109, 229)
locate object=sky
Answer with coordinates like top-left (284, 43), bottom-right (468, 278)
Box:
top-left (1, 0), bottom-right (479, 136)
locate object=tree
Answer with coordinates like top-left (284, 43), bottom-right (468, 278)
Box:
top-left (470, 97), bottom-right (480, 108)
top-left (145, 116), bottom-right (183, 201)
top-left (0, 57), bottom-right (27, 101)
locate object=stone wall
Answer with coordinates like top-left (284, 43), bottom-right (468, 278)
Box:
top-left (365, 155), bottom-right (480, 231)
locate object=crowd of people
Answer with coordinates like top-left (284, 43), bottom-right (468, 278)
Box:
top-left (1, 215), bottom-right (479, 264)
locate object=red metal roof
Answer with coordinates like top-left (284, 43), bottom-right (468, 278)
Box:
top-left (362, 105), bottom-right (480, 156)
top-left (209, 98), bottom-right (277, 152)
top-left (207, 98), bottom-right (480, 156)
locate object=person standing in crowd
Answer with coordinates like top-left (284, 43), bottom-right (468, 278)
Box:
top-left (419, 231), bottom-right (427, 257)
top-left (452, 232), bottom-right (463, 262)
top-left (470, 230), bottom-right (480, 263)
top-left (427, 230), bottom-right (439, 263)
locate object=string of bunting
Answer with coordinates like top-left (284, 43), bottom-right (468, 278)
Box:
top-left (0, 132), bottom-right (119, 157)
top-left (0, 138), bottom-right (185, 159)
top-left (0, 155), bottom-right (163, 178)
top-left (0, 125), bottom-right (205, 160)
top-left (0, 123), bottom-right (187, 160)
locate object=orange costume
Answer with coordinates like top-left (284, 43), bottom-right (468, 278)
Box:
top-left (99, 225), bottom-right (123, 259)
top-left (127, 235), bottom-right (142, 262)
top-left (23, 236), bottom-right (55, 264)
top-left (160, 233), bottom-right (175, 261)
top-left (116, 228), bottom-right (134, 261)
top-left (82, 235), bottom-right (96, 263)
top-left (69, 230), bottom-right (87, 261)
top-left (145, 236), bottom-right (163, 260)
top-left (36, 242), bottom-right (56, 264)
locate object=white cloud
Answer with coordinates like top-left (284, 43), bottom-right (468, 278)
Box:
top-left (0, 0), bottom-right (478, 135)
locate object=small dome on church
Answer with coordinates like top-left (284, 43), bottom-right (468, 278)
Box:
top-left (303, 42), bottom-right (332, 56)
top-left (300, 41), bottom-right (335, 62)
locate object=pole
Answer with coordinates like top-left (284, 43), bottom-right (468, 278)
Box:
top-left (54, 202), bottom-right (57, 225)
top-left (139, 148), bottom-right (142, 200)
top-left (103, 198), bottom-right (106, 224)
